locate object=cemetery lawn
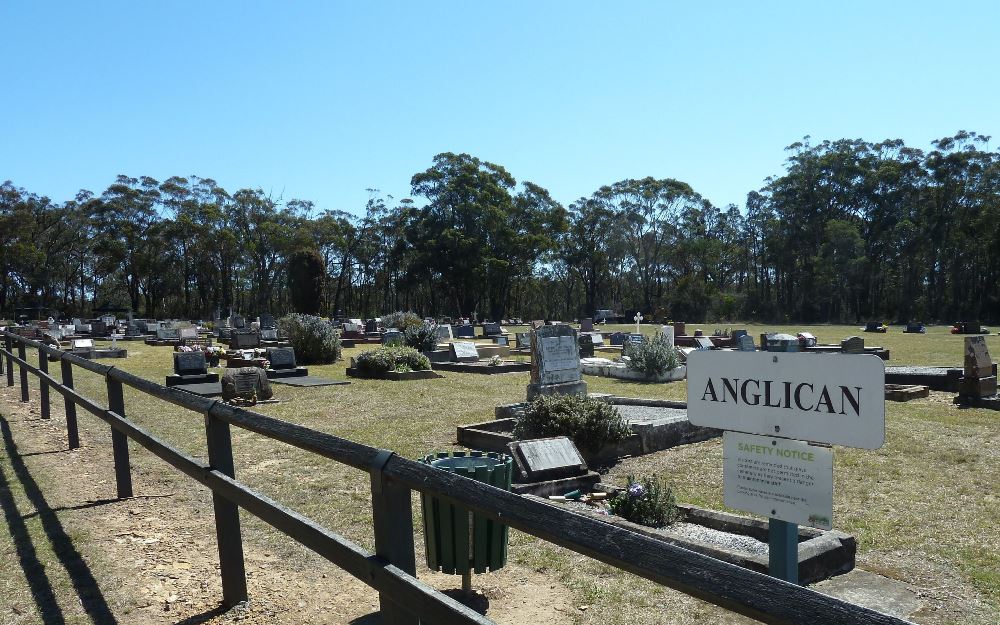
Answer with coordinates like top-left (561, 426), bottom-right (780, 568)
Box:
top-left (0, 323), bottom-right (996, 624)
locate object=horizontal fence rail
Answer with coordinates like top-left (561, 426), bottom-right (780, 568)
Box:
top-left (0, 329), bottom-right (916, 625)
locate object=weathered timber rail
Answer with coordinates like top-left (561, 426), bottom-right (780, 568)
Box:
top-left (0, 329), bottom-right (916, 625)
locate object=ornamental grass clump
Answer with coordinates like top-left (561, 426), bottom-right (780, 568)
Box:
top-left (356, 346), bottom-right (431, 374)
top-left (608, 474), bottom-right (680, 527)
top-left (277, 314), bottom-right (341, 364)
top-left (623, 331), bottom-right (680, 378)
top-left (513, 394), bottom-right (631, 453)
top-left (403, 324), bottom-right (439, 352)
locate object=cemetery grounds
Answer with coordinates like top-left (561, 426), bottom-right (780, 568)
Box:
top-left (0, 324), bottom-right (997, 625)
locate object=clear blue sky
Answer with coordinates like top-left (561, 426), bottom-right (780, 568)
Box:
top-left (2, 1), bottom-right (997, 215)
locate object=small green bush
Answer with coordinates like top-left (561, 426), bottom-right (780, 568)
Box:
top-left (623, 331), bottom-right (679, 378)
top-left (608, 474), bottom-right (680, 527)
top-left (403, 324), bottom-right (439, 352)
top-left (382, 311), bottom-right (423, 331)
top-left (277, 314), bottom-right (341, 364)
top-left (513, 394), bottom-right (631, 453)
top-left (355, 346), bottom-right (431, 373)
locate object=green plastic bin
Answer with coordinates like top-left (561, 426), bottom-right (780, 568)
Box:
top-left (420, 451), bottom-right (512, 576)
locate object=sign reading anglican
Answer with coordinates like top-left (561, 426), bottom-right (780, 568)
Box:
top-left (686, 351), bottom-right (885, 449)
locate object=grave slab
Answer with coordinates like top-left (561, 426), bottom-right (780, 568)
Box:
top-left (508, 436), bottom-right (587, 482)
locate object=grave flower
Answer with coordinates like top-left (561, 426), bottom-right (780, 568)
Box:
top-left (627, 482), bottom-right (646, 499)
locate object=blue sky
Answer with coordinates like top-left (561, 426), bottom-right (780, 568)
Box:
top-left (2, 1), bottom-right (997, 215)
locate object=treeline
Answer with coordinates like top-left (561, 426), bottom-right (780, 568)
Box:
top-left (2, 132), bottom-right (999, 323)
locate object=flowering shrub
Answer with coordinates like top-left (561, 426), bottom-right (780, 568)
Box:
top-left (488, 355), bottom-right (502, 366)
top-left (403, 324), bottom-right (439, 352)
top-left (623, 331), bottom-right (680, 378)
top-left (608, 474), bottom-right (680, 527)
top-left (514, 394), bottom-right (631, 453)
top-left (382, 311), bottom-right (424, 331)
top-left (356, 346), bottom-right (431, 373)
top-left (277, 314), bottom-right (342, 364)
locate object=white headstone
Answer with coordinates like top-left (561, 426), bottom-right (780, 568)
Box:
top-left (660, 325), bottom-right (675, 346)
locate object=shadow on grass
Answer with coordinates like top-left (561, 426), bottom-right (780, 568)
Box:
top-left (0, 414), bottom-right (119, 624)
top-left (347, 588), bottom-right (490, 624)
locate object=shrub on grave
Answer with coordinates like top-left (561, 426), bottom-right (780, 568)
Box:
top-left (382, 311), bottom-right (423, 331)
top-left (277, 314), bottom-right (341, 364)
top-left (608, 474), bottom-right (680, 527)
top-left (623, 331), bottom-right (680, 378)
top-left (356, 346), bottom-right (431, 374)
top-left (403, 324), bottom-right (438, 352)
top-left (514, 394), bottom-right (631, 453)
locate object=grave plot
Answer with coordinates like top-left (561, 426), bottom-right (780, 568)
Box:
top-left (507, 436), bottom-right (600, 497)
top-left (66, 337), bottom-right (128, 360)
top-left (264, 347), bottom-right (349, 387)
top-left (346, 346), bottom-right (443, 381)
top-left (884, 384), bottom-right (929, 401)
top-left (430, 341), bottom-right (531, 374)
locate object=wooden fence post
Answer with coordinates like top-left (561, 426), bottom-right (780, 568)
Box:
top-left (204, 412), bottom-right (248, 606)
top-left (4, 337), bottom-right (12, 387)
top-left (38, 345), bottom-right (50, 419)
top-left (61, 359), bottom-right (80, 449)
top-left (370, 450), bottom-right (418, 625)
top-left (17, 342), bottom-right (29, 402)
top-left (0, 336), bottom-right (4, 376)
top-left (105, 376), bottom-right (133, 498)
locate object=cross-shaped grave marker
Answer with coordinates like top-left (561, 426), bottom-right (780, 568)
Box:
top-left (634, 311), bottom-right (643, 334)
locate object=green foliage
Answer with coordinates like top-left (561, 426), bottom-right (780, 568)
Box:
top-left (623, 332), bottom-right (679, 377)
top-left (403, 323), bottom-right (438, 352)
top-left (608, 474), bottom-right (680, 528)
top-left (382, 311), bottom-right (423, 331)
top-left (355, 346), bottom-right (431, 373)
top-left (277, 314), bottom-right (341, 364)
top-left (287, 248), bottom-right (325, 315)
top-left (513, 394), bottom-right (631, 453)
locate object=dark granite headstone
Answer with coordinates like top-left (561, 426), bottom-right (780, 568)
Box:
top-left (841, 336), bottom-right (865, 354)
top-left (232, 315), bottom-right (246, 329)
top-left (736, 334), bottom-right (756, 351)
top-left (482, 322), bottom-right (502, 337)
top-left (609, 332), bottom-right (628, 346)
top-left (579, 318), bottom-right (594, 332)
top-left (259, 313), bottom-right (276, 329)
top-left (454, 325), bottom-right (475, 338)
top-left (731, 329), bottom-right (748, 340)
top-left (628, 334), bottom-right (645, 345)
top-left (267, 347), bottom-right (297, 370)
top-left (230, 331), bottom-right (260, 349)
top-left (578, 335), bottom-right (595, 358)
top-left (449, 342), bottom-right (480, 362)
top-left (365, 319), bottom-right (379, 333)
top-left (508, 436), bottom-right (588, 482)
top-left (174, 351), bottom-right (207, 375)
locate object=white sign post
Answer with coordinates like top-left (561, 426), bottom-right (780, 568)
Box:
top-left (686, 350), bottom-right (886, 585)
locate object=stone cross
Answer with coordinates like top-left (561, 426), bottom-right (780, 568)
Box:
top-left (634, 312), bottom-right (643, 334)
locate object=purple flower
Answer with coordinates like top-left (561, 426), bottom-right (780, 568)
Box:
top-left (627, 483), bottom-right (646, 499)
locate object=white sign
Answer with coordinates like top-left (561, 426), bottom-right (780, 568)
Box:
top-left (686, 351), bottom-right (885, 449)
top-left (723, 431), bottom-right (833, 529)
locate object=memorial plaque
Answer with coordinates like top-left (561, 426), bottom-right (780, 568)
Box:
top-left (538, 335), bottom-right (580, 385)
top-left (230, 331), bottom-right (260, 349)
top-left (72, 338), bottom-right (94, 349)
top-left (174, 351), bottom-right (207, 375)
top-left (179, 327), bottom-right (198, 339)
top-left (964, 336), bottom-right (992, 378)
top-left (693, 336), bottom-right (714, 350)
top-left (841, 336), bottom-right (865, 354)
top-left (267, 347), bottom-right (297, 370)
top-left (509, 436), bottom-right (587, 482)
top-left (455, 325), bottom-right (476, 338)
top-left (157, 328), bottom-right (180, 340)
top-left (259, 313), bottom-right (276, 329)
top-left (382, 330), bottom-right (403, 346)
top-left (449, 341), bottom-right (480, 362)
top-left (736, 334), bottom-right (756, 351)
top-left (483, 322), bottom-right (502, 336)
top-left (579, 318), bottom-right (594, 332)
top-left (628, 333), bottom-right (645, 345)
top-left (493, 335), bottom-right (509, 346)
top-left (609, 332), bottom-right (628, 346)
top-left (588, 333), bottom-right (604, 346)
top-left (435, 324), bottom-right (453, 340)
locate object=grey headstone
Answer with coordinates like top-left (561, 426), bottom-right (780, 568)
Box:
top-left (179, 327), bottom-right (198, 339)
top-left (434, 324), bottom-right (453, 340)
top-left (693, 336), bottom-right (714, 350)
top-left (261, 328), bottom-right (278, 340)
top-left (731, 329), bottom-right (748, 340)
top-left (965, 336), bottom-right (992, 378)
top-left (842, 336), bottom-right (865, 354)
top-left (767, 333), bottom-right (800, 352)
top-left (232, 315), bottom-right (246, 329)
top-left (493, 335), bottom-right (509, 346)
top-left (609, 332), bottom-right (628, 346)
top-left (509, 436), bottom-right (588, 482)
top-left (157, 328), bottom-right (180, 340)
top-left (736, 334), bottom-right (756, 351)
top-left (174, 351), bottom-right (207, 375)
top-left (230, 331), bottom-right (260, 349)
top-left (72, 338), bottom-right (94, 349)
top-left (449, 341), bottom-right (479, 362)
top-left (221, 367), bottom-right (272, 402)
top-left (534, 325), bottom-right (581, 386)
top-left (266, 347), bottom-right (297, 370)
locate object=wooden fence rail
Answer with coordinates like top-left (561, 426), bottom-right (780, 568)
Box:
top-left (0, 329), bottom-right (916, 625)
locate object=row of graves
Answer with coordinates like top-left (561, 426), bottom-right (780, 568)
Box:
top-left (6, 319), bottom-right (130, 360)
top-left (451, 324), bottom-right (858, 584)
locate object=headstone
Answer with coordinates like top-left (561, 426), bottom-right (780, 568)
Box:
top-left (588, 333), bottom-right (605, 346)
top-left (232, 315), bottom-right (246, 329)
top-left (672, 321), bottom-right (686, 337)
top-left (964, 336), bottom-right (992, 378)
top-left (628, 333), bottom-right (645, 345)
top-left (449, 341), bottom-right (480, 363)
top-left (483, 322), bottom-right (502, 337)
top-left (693, 336), bottom-right (714, 350)
top-left (179, 327), bottom-right (198, 339)
top-left (454, 324), bottom-right (475, 338)
top-left (72, 338), bottom-right (94, 349)
top-left (266, 347), bottom-right (297, 370)
top-left (259, 313), bottom-right (276, 329)
top-left (579, 318), bottom-right (594, 332)
top-left (218, 327), bottom-right (233, 340)
top-left (731, 329), bottom-right (748, 340)
top-left (736, 334), bottom-right (756, 351)
top-left (516, 332), bottom-right (531, 349)
top-left (578, 334), bottom-right (595, 358)
top-left (261, 328), bottom-right (278, 340)
top-left (221, 367), bottom-right (273, 402)
top-left (508, 436), bottom-right (588, 482)
top-left (435, 324), bottom-right (454, 340)
top-left (609, 332), bottom-right (628, 346)
top-left (905, 322), bottom-right (925, 333)
top-left (633, 312), bottom-right (644, 334)
top-left (493, 335), bottom-right (509, 346)
top-left (767, 333), bottom-right (800, 352)
top-left (797, 332), bottom-right (817, 348)
top-left (528, 324), bottom-right (586, 400)
top-left (660, 325), bottom-right (675, 346)
top-left (230, 331), bottom-right (260, 349)
top-left (157, 328), bottom-right (180, 340)
top-left (382, 330), bottom-right (403, 346)
top-left (841, 336), bottom-right (865, 354)
top-left (365, 319), bottom-right (379, 333)
top-left (174, 351), bottom-right (208, 376)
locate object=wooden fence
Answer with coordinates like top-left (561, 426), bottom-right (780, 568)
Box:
top-left (0, 329), bottom-right (916, 625)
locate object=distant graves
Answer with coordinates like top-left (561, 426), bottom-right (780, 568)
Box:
top-left (863, 321), bottom-right (887, 333)
top-left (903, 322), bottom-right (926, 334)
top-left (951, 321), bottom-right (989, 335)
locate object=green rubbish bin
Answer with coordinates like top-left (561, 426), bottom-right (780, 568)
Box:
top-left (419, 451), bottom-right (512, 587)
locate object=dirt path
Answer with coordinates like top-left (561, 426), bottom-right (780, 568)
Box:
top-left (0, 385), bottom-right (577, 625)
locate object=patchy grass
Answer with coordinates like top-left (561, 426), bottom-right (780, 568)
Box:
top-left (1, 323), bottom-right (998, 624)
